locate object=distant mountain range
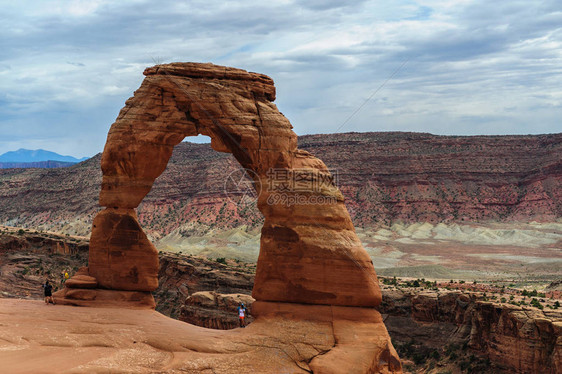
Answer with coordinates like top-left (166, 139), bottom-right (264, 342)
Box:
top-left (0, 149), bottom-right (89, 169)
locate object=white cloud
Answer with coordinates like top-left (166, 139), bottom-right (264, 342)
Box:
top-left (0, 0), bottom-right (561, 158)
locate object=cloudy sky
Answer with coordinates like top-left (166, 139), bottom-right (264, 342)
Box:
top-left (1, 0), bottom-right (561, 157)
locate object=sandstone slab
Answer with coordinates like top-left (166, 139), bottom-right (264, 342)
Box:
top-left (64, 267), bottom-right (97, 289)
top-left (0, 299), bottom-right (401, 374)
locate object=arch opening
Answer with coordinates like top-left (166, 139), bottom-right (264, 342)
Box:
top-left (137, 133), bottom-right (263, 258)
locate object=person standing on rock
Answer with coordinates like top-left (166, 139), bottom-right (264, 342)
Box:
top-left (43, 280), bottom-right (55, 305)
top-left (237, 303), bottom-right (247, 328)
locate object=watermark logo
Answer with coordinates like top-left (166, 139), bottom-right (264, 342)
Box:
top-left (224, 167), bottom-right (340, 207)
top-left (266, 193), bottom-right (338, 206)
top-left (265, 168), bottom-right (338, 193)
top-left (223, 168), bottom-right (260, 207)
top-left (266, 168), bottom-right (339, 207)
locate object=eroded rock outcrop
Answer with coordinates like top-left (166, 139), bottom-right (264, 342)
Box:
top-left (380, 289), bottom-right (562, 374)
top-left (1, 299), bottom-right (400, 374)
top-left (469, 302), bottom-right (561, 374)
top-left (54, 62), bottom-right (401, 373)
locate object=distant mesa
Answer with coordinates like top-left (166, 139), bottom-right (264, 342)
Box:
top-left (0, 148), bottom-right (89, 169)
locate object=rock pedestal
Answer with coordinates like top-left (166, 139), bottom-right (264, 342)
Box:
top-left (54, 62), bottom-right (401, 372)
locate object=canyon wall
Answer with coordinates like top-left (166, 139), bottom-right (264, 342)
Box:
top-left (381, 289), bottom-right (561, 374)
top-left (0, 132), bottom-right (559, 238)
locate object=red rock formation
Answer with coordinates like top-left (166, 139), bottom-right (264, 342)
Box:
top-left (469, 302), bottom-right (561, 374)
top-left (89, 208), bottom-right (159, 291)
top-left (66, 62), bottom-right (381, 307)
top-left (179, 291), bottom-right (255, 329)
top-left (53, 62), bottom-right (400, 372)
top-left (380, 288), bottom-right (562, 373)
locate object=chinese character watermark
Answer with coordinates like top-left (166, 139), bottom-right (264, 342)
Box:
top-left (223, 167), bottom-right (339, 207)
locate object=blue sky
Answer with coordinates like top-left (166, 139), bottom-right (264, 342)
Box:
top-left (1, 0), bottom-right (561, 157)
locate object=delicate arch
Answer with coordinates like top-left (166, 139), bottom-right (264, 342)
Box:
top-left (87, 63), bottom-right (382, 307)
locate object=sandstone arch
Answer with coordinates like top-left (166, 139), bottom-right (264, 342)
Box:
top-left (83, 62), bottom-right (382, 308)
top-left (54, 63), bottom-right (402, 373)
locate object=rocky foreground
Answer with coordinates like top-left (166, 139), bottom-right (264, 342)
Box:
top-left (0, 298), bottom-right (403, 374)
top-left (2, 230), bottom-right (560, 373)
top-left (177, 282), bottom-right (562, 374)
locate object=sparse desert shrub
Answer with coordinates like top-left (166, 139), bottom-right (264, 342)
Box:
top-left (530, 298), bottom-right (544, 309)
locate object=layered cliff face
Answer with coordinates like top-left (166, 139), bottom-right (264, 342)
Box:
top-left (0, 132), bottom-right (560, 239)
top-left (0, 226), bottom-right (89, 299)
top-left (380, 289), bottom-right (562, 374)
top-left (469, 302), bottom-right (561, 374)
top-left (301, 132), bottom-right (561, 226)
top-left (0, 156), bottom-right (100, 235)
